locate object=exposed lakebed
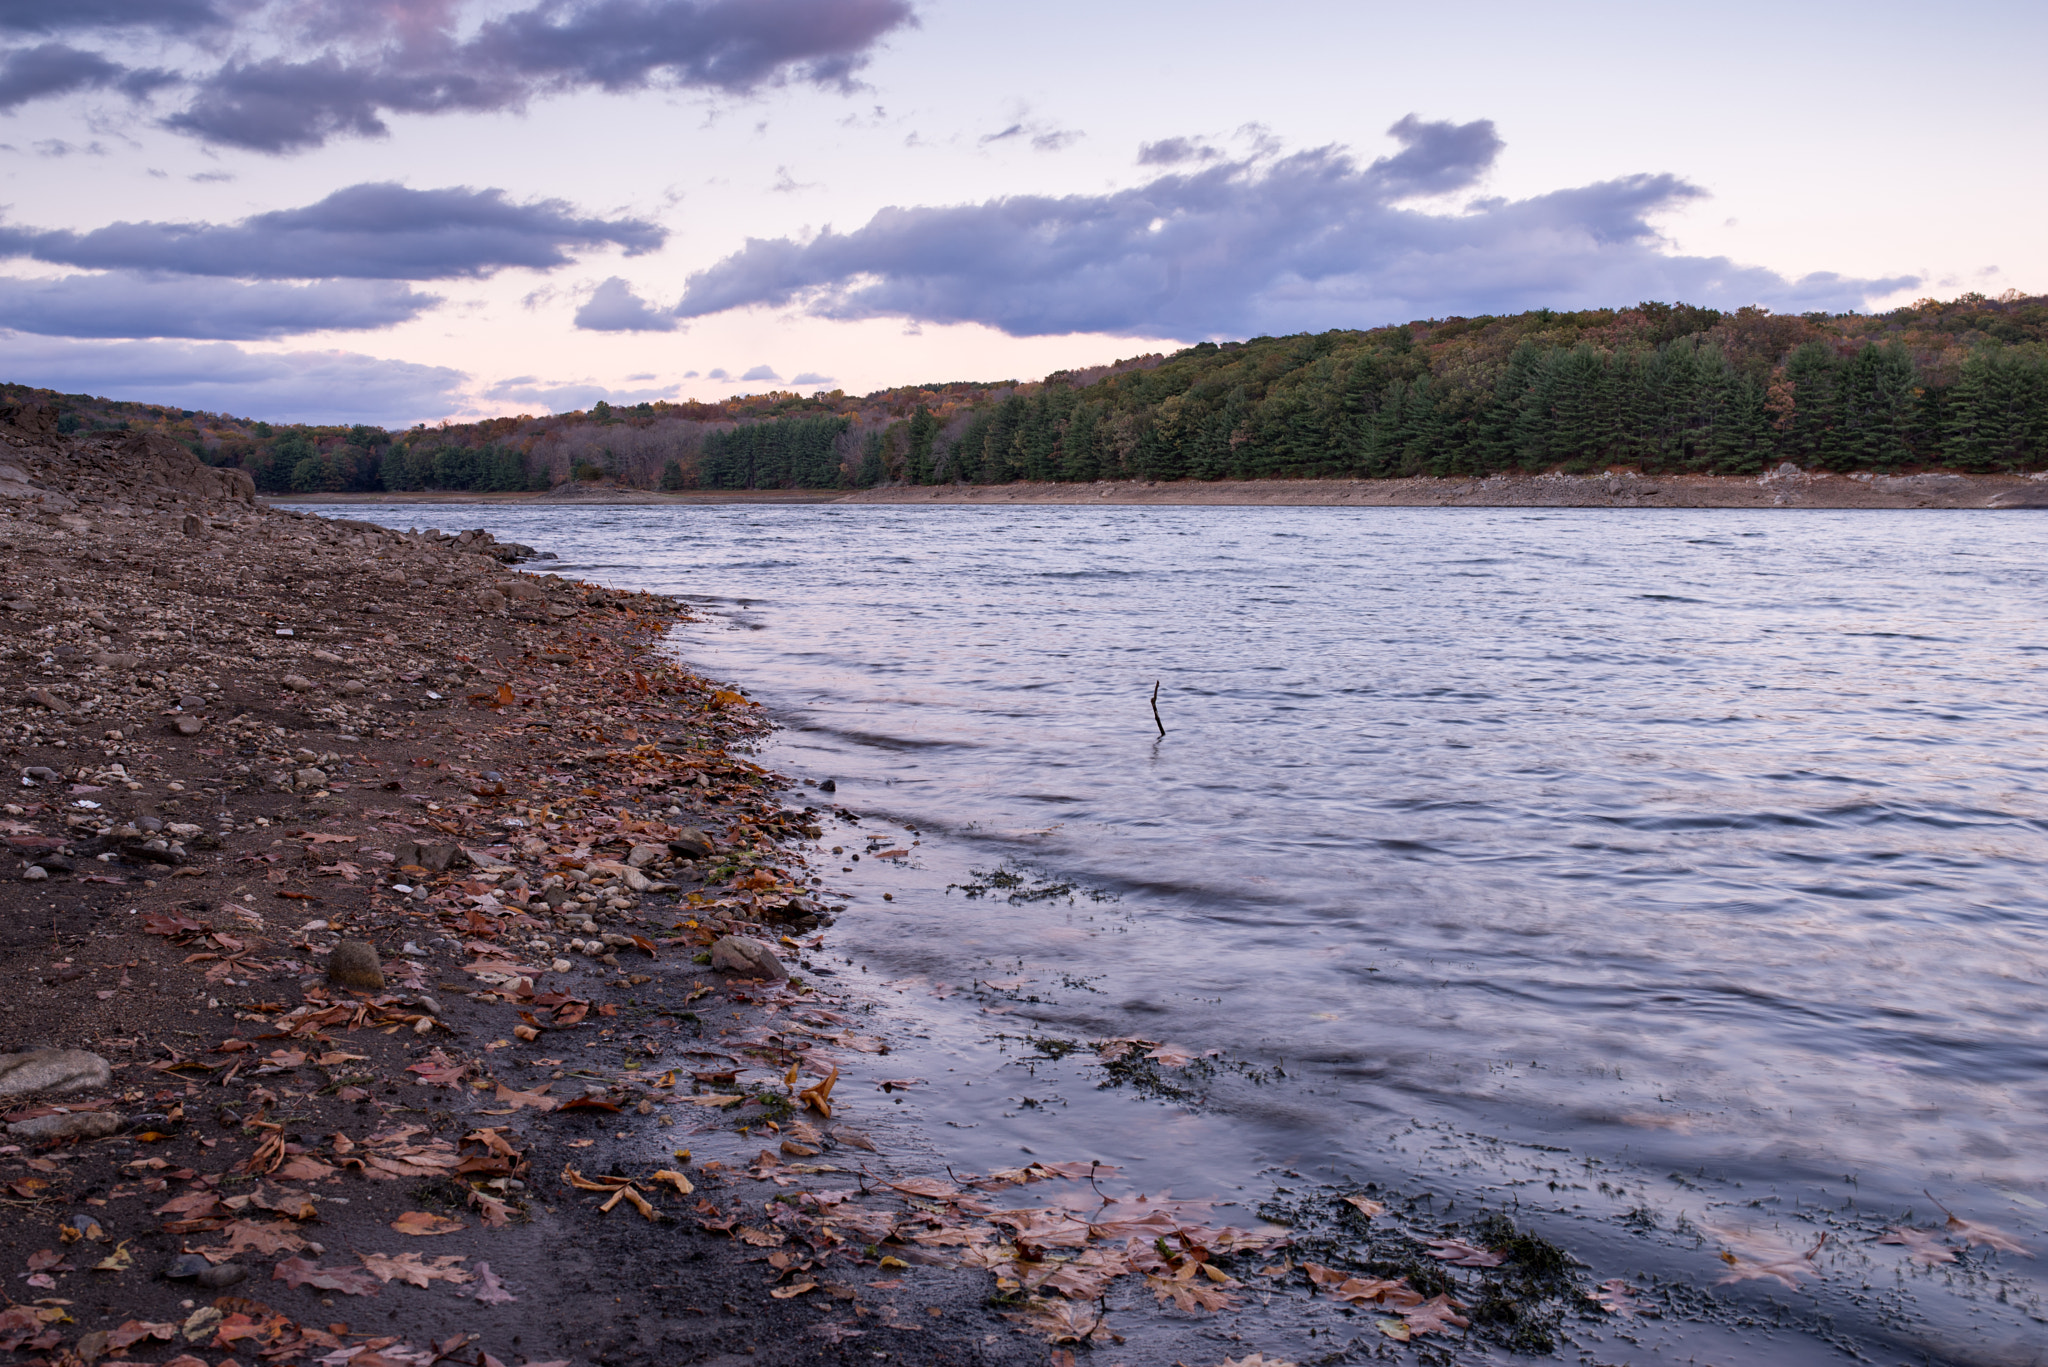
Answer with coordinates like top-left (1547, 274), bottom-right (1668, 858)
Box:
top-left (305, 501), bottom-right (2048, 1364)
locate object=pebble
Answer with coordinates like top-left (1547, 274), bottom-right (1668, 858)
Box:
top-left (474, 589), bottom-right (507, 613)
top-left (625, 844), bottom-right (664, 868)
top-left (174, 716), bottom-right (205, 736)
top-left (0, 1049), bottom-right (113, 1098)
top-left (164, 1253), bottom-right (210, 1280)
top-left (8, 1110), bottom-right (124, 1141)
top-left (325, 939), bottom-right (385, 992)
top-left (281, 674), bottom-right (317, 692)
top-left (667, 829), bottom-right (715, 860)
top-left (196, 1263), bottom-right (246, 1289)
top-left (22, 866), bottom-right (46, 881)
top-left (709, 935), bottom-right (788, 983)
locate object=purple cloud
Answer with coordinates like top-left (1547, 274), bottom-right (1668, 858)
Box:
top-left (0, 272), bottom-right (437, 339)
top-left (676, 116), bottom-right (1917, 339)
top-left (574, 276), bottom-right (678, 332)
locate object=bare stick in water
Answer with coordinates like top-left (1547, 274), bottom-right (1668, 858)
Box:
top-left (1151, 680), bottom-right (1165, 738)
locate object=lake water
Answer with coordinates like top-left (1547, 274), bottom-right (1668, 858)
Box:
top-left (310, 501), bottom-right (2048, 1363)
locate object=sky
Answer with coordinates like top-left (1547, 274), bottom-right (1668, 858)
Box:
top-left (0, 0), bottom-right (2041, 426)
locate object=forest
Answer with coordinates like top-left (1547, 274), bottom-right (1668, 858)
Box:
top-left (5, 291), bottom-right (2042, 492)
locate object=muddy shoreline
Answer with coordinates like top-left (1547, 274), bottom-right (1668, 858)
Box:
top-left (267, 469), bottom-right (2048, 511)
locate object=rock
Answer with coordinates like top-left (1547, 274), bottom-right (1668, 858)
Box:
top-left (25, 687), bottom-right (69, 714)
top-left (196, 1262), bottom-right (247, 1289)
top-left (338, 679), bottom-right (368, 696)
top-left (293, 767), bottom-right (327, 790)
top-left (22, 866), bottom-right (47, 881)
top-left (473, 589), bottom-right (506, 613)
top-left (176, 694), bottom-right (204, 711)
top-left (164, 1252), bottom-right (211, 1280)
top-left (281, 674), bottom-right (317, 693)
top-left (173, 716), bottom-right (205, 736)
top-left (667, 829), bottom-right (715, 860)
top-left (8, 1110), bottom-right (124, 1141)
top-left (622, 868), bottom-right (652, 892)
top-left (818, 778), bottom-right (836, 793)
top-left (391, 840), bottom-right (465, 873)
top-left (626, 843), bottom-right (664, 868)
top-left (181, 513), bottom-right (204, 536)
top-left (0, 1049), bottom-right (112, 1098)
top-left (504, 579), bottom-right (545, 602)
top-left (94, 652), bottom-right (144, 671)
top-left (326, 940), bottom-right (385, 992)
top-left (709, 935), bottom-right (787, 983)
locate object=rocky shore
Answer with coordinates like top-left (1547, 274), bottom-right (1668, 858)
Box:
top-left (0, 403), bottom-right (1053, 1366)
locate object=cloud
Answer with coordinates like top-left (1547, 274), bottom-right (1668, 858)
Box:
top-left (1137, 136), bottom-right (1219, 166)
top-left (573, 275), bottom-right (678, 331)
top-left (482, 375), bottom-right (679, 411)
top-left (705, 367), bottom-right (729, 380)
top-left (0, 334), bottom-right (466, 424)
top-left (979, 111), bottom-right (1083, 153)
top-left (0, 0), bottom-right (223, 35)
top-left (789, 371), bottom-right (833, 385)
top-left (128, 0), bottom-right (917, 153)
top-left (739, 364), bottom-right (779, 381)
top-left (675, 115), bottom-right (1919, 340)
top-left (0, 182), bottom-right (663, 280)
top-left (0, 42), bottom-right (125, 110)
top-left (0, 272), bottom-right (438, 339)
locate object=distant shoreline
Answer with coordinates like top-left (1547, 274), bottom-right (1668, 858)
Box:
top-left (266, 470), bottom-right (2048, 511)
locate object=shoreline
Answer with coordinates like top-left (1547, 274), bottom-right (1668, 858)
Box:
top-left (266, 468), bottom-right (2048, 511)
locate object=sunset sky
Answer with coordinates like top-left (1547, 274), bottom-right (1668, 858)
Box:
top-left (1, 0), bottom-right (2041, 424)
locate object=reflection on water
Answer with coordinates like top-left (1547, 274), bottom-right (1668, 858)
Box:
top-left (309, 501), bottom-right (2048, 1362)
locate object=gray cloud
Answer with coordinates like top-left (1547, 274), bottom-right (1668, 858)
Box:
top-left (0, 272), bottom-right (438, 339)
top-left (0, 42), bottom-right (124, 110)
top-left (1137, 136), bottom-right (1219, 166)
top-left (739, 364), bottom-right (779, 381)
top-left (706, 367), bottom-right (729, 380)
top-left (135, 0), bottom-right (916, 153)
top-left (573, 275), bottom-right (679, 331)
top-left (0, 182), bottom-right (663, 280)
top-left (0, 0), bottom-right (224, 35)
top-left (675, 116), bottom-right (1917, 339)
top-left (0, 334), bottom-right (467, 424)
top-left (789, 371), bottom-right (833, 385)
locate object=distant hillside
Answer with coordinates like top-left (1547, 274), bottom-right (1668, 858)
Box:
top-left (5, 292), bottom-right (2043, 492)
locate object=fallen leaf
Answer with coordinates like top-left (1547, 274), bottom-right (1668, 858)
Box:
top-left (1424, 1237), bottom-right (1505, 1268)
top-left (1009, 1297), bottom-right (1106, 1344)
top-left (357, 1252), bottom-right (474, 1287)
top-left (390, 1211), bottom-right (466, 1237)
top-left (1399, 1294), bottom-right (1471, 1336)
top-left (273, 1256), bottom-right (380, 1297)
top-left (1591, 1279), bottom-right (1641, 1315)
top-left (651, 1169), bottom-right (694, 1196)
top-left (1927, 1192), bottom-right (2034, 1257)
top-left (1706, 1225), bottom-right (1829, 1289)
top-left (1341, 1194), bottom-right (1385, 1218)
top-left (1376, 1317), bottom-right (1410, 1342)
top-left (473, 1262), bottom-right (516, 1306)
top-left (92, 1242), bottom-right (134, 1272)
top-left (770, 1282), bottom-right (816, 1299)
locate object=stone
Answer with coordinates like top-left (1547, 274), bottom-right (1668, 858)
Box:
top-left (625, 843), bottom-right (663, 868)
top-left (622, 868), bottom-right (652, 892)
top-left (25, 687), bottom-right (69, 714)
top-left (8, 1110), bottom-right (124, 1141)
top-left (391, 840), bottom-right (465, 873)
top-left (173, 716), bottom-right (205, 736)
top-left (709, 935), bottom-right (787, 983)
top-left (667, 829), bottom-right (715, 860)
top-left (817, 779), bottom-right (836, 793)
top-left (292, 767), bottom-right (327, 790)
top-left (281, 674), bottom-right (317, 693)
top-left (164, 1253), bottom-right (211, 1280)
top-left (196, 1262), bottom-right (247, 1289)
top-left (22, 866), bottom-right (47, 881)
top-left (326, 940), bottom-right (385, 992)
top-left (181, 513), bottom-right (203, 536)
top-left (473, 589), bottom-right (506, 613)
top-left (0, 1049), bottom-right (112, 1098)
top-left (94, 652), bottom-right (144, 671)
top-left (338, 680), bottom-right (368, 696)
top-left (176, 694), bottom-right (204, 711)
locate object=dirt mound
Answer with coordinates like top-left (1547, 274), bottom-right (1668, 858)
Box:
top-left (0, 400), bottom-right (255, 515)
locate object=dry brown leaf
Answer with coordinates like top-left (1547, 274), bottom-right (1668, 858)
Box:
top-left (1926, 1193), bottom-right (2034, 1257)
top-left (273, 1256), bottom-right (380, 1297)
top-left (770, 1282), bottom-right (816, 1300)
top-left (474, 1261), bottom-right (516, 1306)
top-left (357, 1252), bottom-right (474, 1288)
top-left (1423, 1237), bottom-right (1504, 1268)
top-left (1590, 1279), bottom-right (1641, 1315)
top-left (1341, 1194), bottom-right (1385, 1218)
top-left (1399, 1294), bottom-right (1471, 1336)
top-left (1009, 1297), bottom-right (1107, 1344)
top-left (651, 1169), bottom-right (694, 1196)
top-left (390, 1211), bottom-right (466, 1237)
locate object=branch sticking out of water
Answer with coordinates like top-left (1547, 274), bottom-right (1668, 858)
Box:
top-left (1151, 680), bottom-right (1165, 738)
